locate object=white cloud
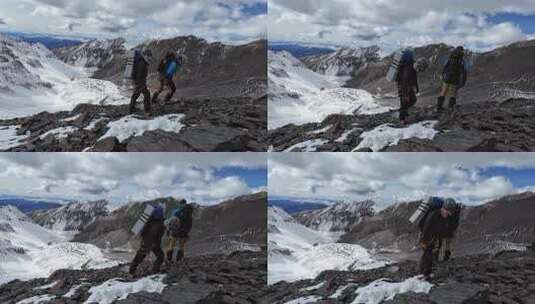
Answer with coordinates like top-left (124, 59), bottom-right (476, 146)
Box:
top-left (0, 0), bottom-right (266, 44)
top-left (269, 0), bottom-right (534, 52)
top-left (0, 153), bottom-right (266, 206)
top-left (269, 153), bottom-right (535, 208)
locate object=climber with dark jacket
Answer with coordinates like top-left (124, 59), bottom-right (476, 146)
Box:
top-left (437, 46), bottom-right (467, 112)
top-left (130, 49), bottom-right (153, 117)
top-left (129, 203), bottom-right (166, 276)
top-left (396, 49), bottom-right (419, 126)
top-left (165, 199), bottom-right (194, 263)
top-left (419, 199), bottom-right (460, 279)
top-left (152, 51), bottom-right (183, 104)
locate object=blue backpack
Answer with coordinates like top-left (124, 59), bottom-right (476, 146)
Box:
top-left (151, 204), bottom-right (165, 221)
top-left (166, 61), bottom-right (179, 79)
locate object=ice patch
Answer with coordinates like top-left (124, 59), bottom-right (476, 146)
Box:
top-left (335, 129), bottom-right (358, 143)
top-left (330, 283), bottom-right (358, 299)
top-left (284, 139), bottom-right (328, 152)
top-left (39, 126), bottom-right (78, 140)
top-left (16, 295), bottom-right (56, 304)
top-left (351, 276), bottom-right (433, 304)
top-left (0, 125), bottom-right (28, 150)
top-left (353, 121), bottom-right (438, 152)
top-left (307, 125), bottom-right (333, 135)
top-left (84, 274), bottom-right (167, 304)
top-left (99, 114), bottom-right (186, 142)
top-left (284, 295), bottom-right (321, 304)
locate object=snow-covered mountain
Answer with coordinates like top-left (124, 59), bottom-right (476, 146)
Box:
top-left (294, 200), bottom-right (375, 232)
top-left (268, 206), bottom-right (388, 284)
top-left (0, 35), bottom-right (128, 120)
top-left (268, 50), bottom-right (393, 130)
top-left (302, 46), bottom-right (380, 76)
top-left (53, 38), bottom-right (126, 69)
top-left (0, 205), bottom-right (117, 285)
top-left (31, 200), bottom-right (109, 231)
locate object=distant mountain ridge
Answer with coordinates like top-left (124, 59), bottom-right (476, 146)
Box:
top-left (0, 198), bottom-right (62, 214)
top-left (268, 42), bottom-right (335, 58)
top-left (268, 197), bottom-right (329, 214)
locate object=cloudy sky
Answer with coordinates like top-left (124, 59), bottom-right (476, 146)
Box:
top-left (269, 0), bottom-right (535, 52)
top-left (0, 0), bottom-right (266, 45)
top-left (269, 153), bottom-right (535, 209)
top-left (0, 153), bottom-right (267, 208)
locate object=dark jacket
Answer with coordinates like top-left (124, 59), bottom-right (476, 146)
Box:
top-left (134, 57), bottom-right (149, 87)
top-left (141, 217), bottom-right (165, 244)
top-left (397, 62), bottom-right (419, 97)
top-left (442, 55), bottom-right (467, 86)
top-left (420, 209), bottom-right (453, 244)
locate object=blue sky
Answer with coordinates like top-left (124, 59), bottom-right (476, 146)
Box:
top-left (215, 167), bottom-right (267, 189)
top-left (488, 13), bottom-right (535, 34)
top-left (480, 166), bottom-right (535, 189)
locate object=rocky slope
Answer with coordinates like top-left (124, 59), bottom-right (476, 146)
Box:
top-left (268, 97), bottom-right (535, 152)
top-left (53, 38), bottom-right (127, 70)
top-left (294, 200), bottom-right (375, 232)
top-left (92, 36), bottom-right (267, 100)
top-left (346, 40), bottom-right (535, 105)
top-left (340, 192), bottom-right (535, 258)
top-left (302, 46), bottom-right (380, 77)
top-left (262, 249), bottom-right (535, 303)
top-left (31, 200), bottom-right (109, 231)
top-left (74, 192), bottom-right (267, 256)
top-left (0, 94), bottom-right (267, 152)
top-left (0, 250), bottom-right (267, 304)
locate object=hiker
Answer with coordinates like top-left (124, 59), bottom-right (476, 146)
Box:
top-left (129, 203), bottom-right (166, 276)
top-left (165, 199), bottom-right (194, 263)
top-left (130, 49), bottom-right (153, 117)
top-left (437, 46), bottom-right (468, 112)
top-left (419, 198), bottom-right (460, 279)
top-left (396, 48), bottom-right (419, 126)
top-left (152, 51), bottom-right (184, 104)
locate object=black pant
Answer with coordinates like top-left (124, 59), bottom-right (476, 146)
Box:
top-left (153, 77), bottom-right (176, 103)
top-left (419, 238), bottom-right (437, 276)
top-left (130, 85), bottom-right (151, 114)
top-left (130, 237), bottom-right (164, 273)
top-left (399, 89), bottom-right (417, 121)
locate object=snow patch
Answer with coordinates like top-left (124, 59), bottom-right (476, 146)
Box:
top-left (284, 295), bottom-right (322, 304)
top-left (0, 125), bottom-right (28, 150)
top-left (63, 283), bottom-right (88, 298)
top-left (39, 126), bottom-right (78, 140)
top-left (284, 139), bottom-right (328, 152)
top-left (268, 51), bottom-right (393, 129)
top-left (351, 276), bottom-right (433, 304)
top-left (100, 114), bottom-right (186, 142)
top-left (16, 295), bottom-right (56, 304)
top-left (34, 280), bottom-right (59, 290)
top-left (353, 121), bottom-right (438, 152)
top-left (300, 281), bottom-right (325, 292)
top-left (84, 274), bottom-right (167, 304)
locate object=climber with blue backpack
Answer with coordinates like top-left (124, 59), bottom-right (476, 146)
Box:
top-left (395, 48), bottom-right (419, 126)
top-left (437, 46), bottom-right (468, 113)
top-left (129, 202), bottom-right (166, 276)
top-left (152, 51), bottom-right (185, 105)
top-left (164, 199), bottom-right (194, 264)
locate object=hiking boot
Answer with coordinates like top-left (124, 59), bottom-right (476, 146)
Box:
top-left (144, 112), bottom-right (153, 119)
top-left (399, 120), bottom-right (407, 127)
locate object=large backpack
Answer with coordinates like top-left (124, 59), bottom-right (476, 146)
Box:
top-left (150, 203), bottom-right (165, 221)
top-left (417, 197), bottom-right (445, 231)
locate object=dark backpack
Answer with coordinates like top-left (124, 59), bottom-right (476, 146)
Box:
top-left (418, 197), bottom-right (444, 231)
top-left (131, 49), bottom-right (142, 79)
